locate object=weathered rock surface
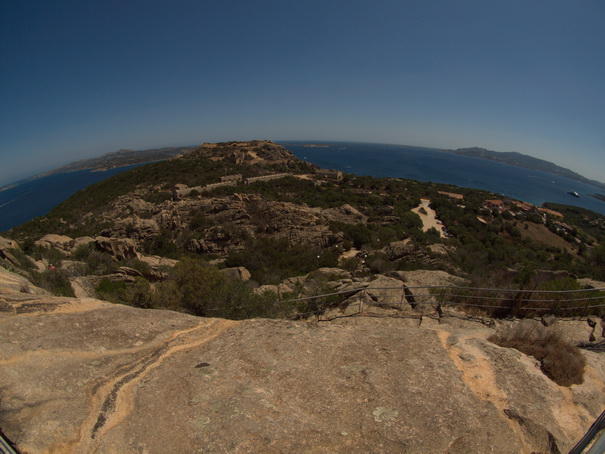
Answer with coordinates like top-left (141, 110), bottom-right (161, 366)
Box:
top-left (0, 236), bottom-right (20, 266)
top-left (94, 237), bottom-right (139, 261)
top-left (0, 266), bottom-right (49, 297)
top-left (220, 266), bottom-right (252, 281)
top-left (0, 271), bottom-right (604, 454)
top-left (34, 233), bottom-right (75, 254)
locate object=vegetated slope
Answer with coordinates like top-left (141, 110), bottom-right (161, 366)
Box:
top-left (45, 145), bottom-right (195, 174)
top-left (4, 140), bottom-right (605, 319)
top-left (448, 147), bottom-right (605, 190)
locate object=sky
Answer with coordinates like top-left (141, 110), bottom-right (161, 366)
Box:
top-left (1, 0), bottom-right (604, 185)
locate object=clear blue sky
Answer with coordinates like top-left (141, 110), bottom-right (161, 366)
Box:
top-left (1, 0), bottom-right (604, 185)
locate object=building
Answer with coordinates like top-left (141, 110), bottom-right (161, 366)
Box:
top-left (316, 169), bottom-right (344, 181)
top-left (485, 199), bottom-right (506, 211)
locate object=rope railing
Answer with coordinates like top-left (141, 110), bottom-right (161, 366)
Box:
top-left (275, 284), bottom-right (605, 319)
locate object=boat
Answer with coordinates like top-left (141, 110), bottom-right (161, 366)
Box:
top-left (567, 190), bottom-right (580, 198)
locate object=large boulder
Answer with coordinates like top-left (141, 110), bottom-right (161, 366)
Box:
top-left (220, 266), bottom-right (251, 281)
top-left (0, 266), bottom-right (49, 296)
top-left (95, 237), bottom-right (139, 261)
top-left (72, 236), bottom-right (95, 250)
top-left (34, 234), bottom-right (74, 255)
top-left (0, 236), bottom-right (20, 266)
top-left (106, 217), bottom-right (160, 241)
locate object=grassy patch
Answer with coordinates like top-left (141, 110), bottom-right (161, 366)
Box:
top-left (489, 322), bottom-right (585, 387)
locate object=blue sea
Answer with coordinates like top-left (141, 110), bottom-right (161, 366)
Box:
top-left (1, 142), bottom-right (604, 233)
top-left (0, 165), bottom-right (142, 232)
top-left (283, 142), bottom-right (605, 216)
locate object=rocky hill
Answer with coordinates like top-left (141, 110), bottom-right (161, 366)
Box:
top-left (447, 147), bottom-right (605, 190)
top-left (1, 266), bottom-right (605, 453)
top-left (2, 140), bottom-right (605, 452)
top-left (1, 140), bottom-right (604, 317)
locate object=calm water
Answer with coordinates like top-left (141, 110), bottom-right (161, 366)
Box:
top-left (0, 165), bottom-right (141, 232)
top-left (1, 143), bottom-right (604, 233)
top-left (283, 142), bottom-right (605, 216)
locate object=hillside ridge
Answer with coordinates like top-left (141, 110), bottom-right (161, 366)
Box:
top-left (447, 146), bottom-right (605, 189)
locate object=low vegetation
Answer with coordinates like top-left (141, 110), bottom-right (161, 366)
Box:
top-left (92, 257), bottom-right (311, 320)
top-left (489, 322), bottom-right (586, 386)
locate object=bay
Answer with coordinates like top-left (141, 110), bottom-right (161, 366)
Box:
top-left (283, 141), bottom-right (605, 216)
top-left (0, 165), bottom-right (142, 232)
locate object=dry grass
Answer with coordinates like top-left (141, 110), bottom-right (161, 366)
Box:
top-left (516, 222), bottom-right (577, 254)
top-left (489, 322), bottom-right (586, 387)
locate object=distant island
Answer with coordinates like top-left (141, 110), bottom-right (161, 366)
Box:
top-left (45, 145), bottom-right (195, 174)
top-left (0, 146), bottom-right (194, 192)
top-left (446, 147), bottom-right (605, 191)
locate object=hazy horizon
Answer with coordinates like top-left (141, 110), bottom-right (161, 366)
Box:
top-left (3, 139), bottom-right (603, 190)
top-left (2, 1), bottom-right (604, 186)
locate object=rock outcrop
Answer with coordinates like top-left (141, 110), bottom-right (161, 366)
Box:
top-left (94, 237), bottom-right (139, 261)
top-left (0, 236), bottom-right (20, 266)
top-left (34, 233), bottom-right (75, 253)
top-left (1, 271), bottom-right (602, 453)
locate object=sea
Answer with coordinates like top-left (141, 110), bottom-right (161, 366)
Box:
top-left (284, 142), bottom-right (605, 216)
top-left (1, 142), bottom-right (604, 233)
top-left (0, 164), bottom-right (142, 232)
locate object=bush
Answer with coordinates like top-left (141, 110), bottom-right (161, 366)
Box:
top-left (95, 278), bottom-right (128, 303)
top-left (33, 269), bottom-right (75, 297)
top-left (225, 237), bottom-right (339, 285)
top-left (489, 322), bottom-right (585, 386)
top-left (72, 244), bottom-right (116, 275)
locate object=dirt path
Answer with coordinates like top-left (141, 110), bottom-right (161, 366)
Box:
top-left (412, 199), bottom-right (446, 238)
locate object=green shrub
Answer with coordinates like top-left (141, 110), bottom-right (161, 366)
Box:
top-left (72, 244), bottom-right (116, 275)
top-left (95, 278), bottom-right (128, 303)
top-left (225, 238), bottom-right (339, 285)
top-left (32, 269), bottom-right (75, 297)
top-left (489, 322), bottom-right (585, 386)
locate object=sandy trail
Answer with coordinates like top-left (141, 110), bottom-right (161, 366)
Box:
top-left (412, 198), bottom-right (446, 238)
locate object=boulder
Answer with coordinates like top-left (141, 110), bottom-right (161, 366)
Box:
top-left (34, 234), bottom-right (74, 254)
top-left (0, 236), bottom-right (20, 266)
top-left (107, 217), bottom-right (160, 241)
top-left (0, 266), bottom-right (49, 295)
top-left (305, 267), bottom-right (352, 282)
top-left (95, 237), bottom-right (139, 261)
top-left (386, 269), bottom-right (465, 288)
top-left (116, 266), bottom-right (144, 278)
top-left (138, 255), bottom-right (178, 269)
top-left (220, 266), bottom-right (251, 281)
top-left (72, 236), bottom-right (95, 250)
top-left (363, 275), bottom-right (409, 310)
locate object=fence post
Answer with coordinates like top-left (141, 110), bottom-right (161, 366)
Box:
top-left (400, 286), bottom-right (405, 310)
top-left (583, 290), bottom-right (596, 319)
top-left (436, 288), bottom-right (444, 319)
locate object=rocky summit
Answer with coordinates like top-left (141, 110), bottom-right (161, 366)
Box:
top-left (1, 267), bottom-right (605, 453)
